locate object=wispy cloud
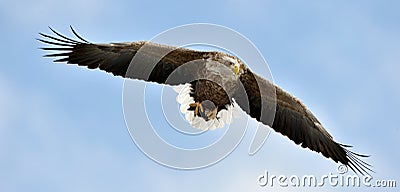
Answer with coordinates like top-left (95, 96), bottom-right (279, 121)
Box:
top-left (1, 0), bottom-right (399, 191)
top-left (0, 0), bottom-right (109, 29)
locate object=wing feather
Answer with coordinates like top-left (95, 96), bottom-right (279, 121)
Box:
top-left (235, 69), bottom-right (372, 175)
top-left (38, 27), bottom-right (207, 85)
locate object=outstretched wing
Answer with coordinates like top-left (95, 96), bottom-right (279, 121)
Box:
top-left (38, 27), bottom-right (209, 85)
top-left (235, 69), bottom-right (372, 175)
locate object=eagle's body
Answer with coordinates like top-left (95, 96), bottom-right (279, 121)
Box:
top-left (38, 27), bottom-right (372, 175)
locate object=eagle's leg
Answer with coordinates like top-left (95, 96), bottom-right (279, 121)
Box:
top-left (189, 100), bottom-right (219, 121)
top-left (189, 102), bottom-right (201, 117)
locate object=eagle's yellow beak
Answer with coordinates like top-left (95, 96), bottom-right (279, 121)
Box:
top-left (233, 65), bottom-right (240, 75)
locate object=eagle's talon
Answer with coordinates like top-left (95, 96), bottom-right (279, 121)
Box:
top-left (189, 102), bottom-right (201, 117)
top-left (188, 101), bottom-right (218, 121)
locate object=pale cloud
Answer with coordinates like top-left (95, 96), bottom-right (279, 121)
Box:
top-left (0, 0), bottom-right (109, 29)
top-left (0, 76), bottom-right (16, 130)
top-left (1, 0), bottom-right (399, 191)
top-left (0, 73), bottom-right (134, 191)
top-left (0, 76), bottom-right (19, 160)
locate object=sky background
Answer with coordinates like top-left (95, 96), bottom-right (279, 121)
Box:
top-left (1, 0), bottom-right (399, 191)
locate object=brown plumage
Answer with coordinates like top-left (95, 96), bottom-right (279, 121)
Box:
top-left (38, 27), bottom-right (372, 175)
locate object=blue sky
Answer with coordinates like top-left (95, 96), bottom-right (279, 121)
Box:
top-left (1, 0), bottom-right (399, 191)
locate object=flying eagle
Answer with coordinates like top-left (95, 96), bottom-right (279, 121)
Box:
top-left (38, 27), bottom-right (372, 175)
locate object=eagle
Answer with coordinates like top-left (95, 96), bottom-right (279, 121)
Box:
top-left (38, 27), bottom-right (372, 175)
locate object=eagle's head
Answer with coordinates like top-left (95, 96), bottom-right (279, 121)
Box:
top-left (216, 54), bottom-right (245, 77)
top-left (202, 53), bottom-right (245, 78)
